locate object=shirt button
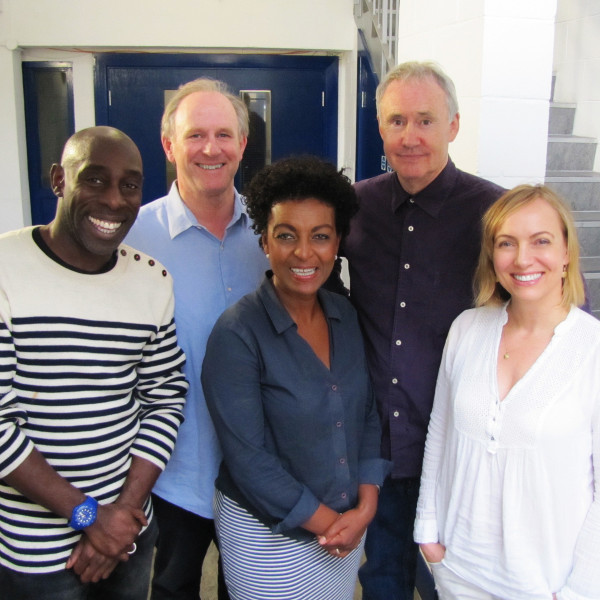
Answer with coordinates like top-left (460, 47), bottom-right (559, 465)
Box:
top-left (395, 339), bottom-right (402, 346)
top-left (331, 384), bottom-right (338, 391)
top-left (227, 287), bottom-right (232, 292)
top-left (341, 492), bottom-right (347, 499)
top-left (409, 198), bottom-right (415, 203)
top-left (400, 302), bottom-right (406, 308)
top-left (404, 263), bottom-right (410, 269)
top-left (339, 458), bottom-right (346, 464)
top-left (392, 378), bottom-right (398, 384)
top-left (408, 225), bottom-right (414, 232)
top-left (336, 421), bottom-right (343, 428)
top-left (393, 411), bottom-right (400, 417)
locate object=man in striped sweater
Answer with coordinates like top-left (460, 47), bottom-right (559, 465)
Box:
top-left (0, 126), bottom-right (188, 600)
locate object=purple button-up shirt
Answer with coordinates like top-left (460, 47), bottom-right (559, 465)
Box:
top-left (343, 159), bottom-right (504, 479)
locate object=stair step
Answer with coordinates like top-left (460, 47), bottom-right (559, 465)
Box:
top-left (573, 211), bottom-right (600, 221)
top-left (584, 272), bottom-right (600, 318)
top-left (545, 175), bottom-right (600, 211)
top-left (582, 257), bottom-right (600, 271)
top-left (583, 277), bottom-right (600, 319)
top-left (577, 224), bottom-right (600, 256)
top-left (549, 103), bottom-right (576, 135)
top-left (546, 135), bottom-right (598, 175)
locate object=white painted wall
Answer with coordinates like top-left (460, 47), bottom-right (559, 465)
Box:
top-left (553, 0), bottom-right (600, 172)
top-left (7, 0), bottom-right (356, 51)
top-left (1, 48), bottom-right (31, 230)
top-left (0, 0), bottom-right (569, 231)
top-left (0, 0), bottom-right (357, 231)
top-left (396, 0), bottom-right (557, 189)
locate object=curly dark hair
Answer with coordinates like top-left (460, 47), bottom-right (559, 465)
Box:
top-left (244, 156), bottom-right (359, 247)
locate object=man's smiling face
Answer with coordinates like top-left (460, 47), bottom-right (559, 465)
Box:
top-left (163, 91), bottom-right (247, 204)
top-left (51, 131), bottom-right (143, 270)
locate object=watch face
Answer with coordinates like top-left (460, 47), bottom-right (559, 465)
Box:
top-left (70, 497), bottom-right (98, 530)
top-left (77, 505), bottom-right (95, 527)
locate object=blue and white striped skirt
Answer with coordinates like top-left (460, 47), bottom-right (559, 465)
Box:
top-left (214, 490), bottom-right (365, 600)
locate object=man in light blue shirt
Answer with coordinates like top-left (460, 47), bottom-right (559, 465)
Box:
top-left (126, 78), bottom-right (268, 600)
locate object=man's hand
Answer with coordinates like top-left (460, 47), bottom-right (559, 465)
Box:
top-left (66, 536), bottom-right (121, 583)
top-left (83, 502), bottom-right (146, 558)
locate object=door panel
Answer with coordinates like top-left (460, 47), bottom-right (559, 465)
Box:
top-left (22, 62), bottom-right (75, 225)
top-left (95, 54), bottom-right (338, 204)
top-left (355, 31), bottom-right (385, 183)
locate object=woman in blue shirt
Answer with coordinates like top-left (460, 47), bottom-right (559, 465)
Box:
top-left (202, 156), bottom-right (389, 600)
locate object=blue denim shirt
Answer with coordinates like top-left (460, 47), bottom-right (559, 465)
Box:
top-left (202, 274), bottom-right (390, 539)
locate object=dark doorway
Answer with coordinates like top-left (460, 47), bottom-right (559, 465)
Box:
top-left (22, 62), bottom-right (75, 225)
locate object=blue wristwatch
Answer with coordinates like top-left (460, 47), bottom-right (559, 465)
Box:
top-left (69, 496), bottom-right (98, 530)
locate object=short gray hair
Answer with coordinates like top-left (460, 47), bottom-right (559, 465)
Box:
top-left (376, 61), bottom-right (459, 122)
top-left (161, 78), bottom-right (249, 140)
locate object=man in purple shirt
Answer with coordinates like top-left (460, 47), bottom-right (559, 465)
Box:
top-left (345, 62), bottom-right (504, 599)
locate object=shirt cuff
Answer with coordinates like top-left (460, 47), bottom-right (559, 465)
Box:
top-left (413, 517), bottom-right (439, 544)
top-left (272, 486), bottom-right (320, 534)
top-left (358, 458), bottom-right (392, 486)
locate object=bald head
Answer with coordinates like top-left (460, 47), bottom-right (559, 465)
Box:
top-left (61, 126), bottom-right (142, 170)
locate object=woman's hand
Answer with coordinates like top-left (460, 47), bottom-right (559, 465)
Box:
top-left (420, 542), bottom-right (446, 564)
top-left (318, 508), bottom-right (370, 557)
top-left (319, 484), bottom-right (379, 557)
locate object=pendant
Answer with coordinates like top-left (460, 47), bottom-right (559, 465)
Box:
top-left (503, 352), bottom-right (509, 359)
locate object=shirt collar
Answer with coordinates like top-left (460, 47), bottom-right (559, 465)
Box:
top-left (164, 181), bottom-right (251, 240)
top-left (391, 158), bottom-right (458, 218)
top-left (257, 272), bottom-right (343, 335)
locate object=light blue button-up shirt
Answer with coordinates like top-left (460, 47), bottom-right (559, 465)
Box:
top-left (126, 182), bottom-right (268, 517)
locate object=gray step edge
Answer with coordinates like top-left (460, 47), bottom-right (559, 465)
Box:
top-left (548, 135), bottom-right (597, 143)
top-left (574, 211), bottom-right (600, 222)
top-left (546, 171), bottom-right (600, 180)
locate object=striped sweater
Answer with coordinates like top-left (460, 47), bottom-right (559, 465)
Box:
top-left (0, 228), bottom-right (187, 573)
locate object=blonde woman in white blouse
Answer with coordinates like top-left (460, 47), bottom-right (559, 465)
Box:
top-left (414, 184), bottom-right (599, 600)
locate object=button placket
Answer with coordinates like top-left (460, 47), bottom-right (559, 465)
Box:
top-left (486, 399), bottom-right (502, 454)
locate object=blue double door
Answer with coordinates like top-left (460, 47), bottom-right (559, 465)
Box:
top-left (95, 53), bottom-right (339, 205)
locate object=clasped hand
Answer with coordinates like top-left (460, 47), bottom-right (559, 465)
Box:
top-left (318, 508), bottom-right (369, 558)
top-left (66, 502), bottom-right (147, 583)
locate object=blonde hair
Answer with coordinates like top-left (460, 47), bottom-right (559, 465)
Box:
top-left (474, 184), bottom-right (585, 309)
top-left (161, 78), bottom-right (249, 140)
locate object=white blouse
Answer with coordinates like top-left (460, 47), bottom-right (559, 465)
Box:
top-left (414, 304), bottom-right (600, 600)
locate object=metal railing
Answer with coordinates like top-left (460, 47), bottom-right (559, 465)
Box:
top-left (372, 0), bottom-right (398, 74)
top-left (354, 0), bottom-right (399, 80)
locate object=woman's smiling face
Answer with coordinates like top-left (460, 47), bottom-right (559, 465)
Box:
top-left (493, 197), bottom-right (569, 308)
top-left (262, 197), bottom-right (340, 304)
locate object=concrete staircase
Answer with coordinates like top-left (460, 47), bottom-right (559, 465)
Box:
top-left (353, 0), bottom-right (398, 83)
top-left (545, 103), bottom-right (600, 318)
